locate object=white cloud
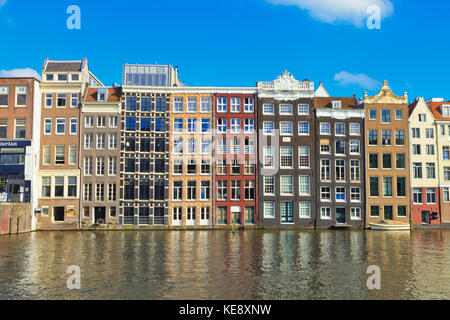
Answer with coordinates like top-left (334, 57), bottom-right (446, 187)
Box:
top-left (267, 0), bottom-right (394, 27)
top-left (0, 68), bottom-right (41, 80)
top-left (334, 71), bottom-right (379, 90)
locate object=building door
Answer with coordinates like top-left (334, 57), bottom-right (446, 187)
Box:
top-left (231, 206), bottom-right (241, 225)
top-left (422, 211), bottom-right (430, 224)
top-left (200, 207), bottom-right (210, 226)
top-left (186, 207), bottom-right (196, 226)
top-left (336, 208), bottom-right (346, 224)
top-left (94, 207), bottom-right (106, 224)
top-left (154, 207), bottom-right (165, 225)
top-left (384, 206), bottom-right (393, 220)
top-left (53, 207), bottom-right (65, 222)
top-left (172, 207), bottom-right (182, 226)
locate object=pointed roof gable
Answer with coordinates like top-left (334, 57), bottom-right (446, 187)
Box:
top-left (409, 97), bottom-right (434, 120)
top-left (314, 82), bottom-right (330, 97)
top-left (364, 80), bottom-right (408, 104)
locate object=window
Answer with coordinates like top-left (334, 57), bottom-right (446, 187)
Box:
top-left (336, 187), bottom-right (346, 202)
top-left (350, 187), bottom-right (361, 202)
top-left (264, 201), bottom-right (275, 219)
top-left (264, 176), bottom-right (275, 195)
top-left (244, 159), bottom-right (255, 175)
top-left (231, 181), bottom-right (241, 200)
top-left (441, 125), bottom-right (446, 136)
top-left (395, 110), bottom-right (403, 120)
top-left (108, 184), bottom-right (117, 202)
top-left (154, 179), bottom-right (165, 200)
top-left (55, 146), bottom-right (65, 165)
top-left (349, 123), bottom-right (360, 136)
top-left (154, 158), bottom-right (165, 173)
top-left (155, 118), bottom-right (165, 132)
top-left (69, 145), bottom-right (76, 165)
top-left (281, 202), bottom-right (294, 223)
top-left (57, 93), bottom-right (66, 107)
top-left (124, 179), bottom-right (134, 200)
top-left (419, 114), bottom-right (426, 122)
top-left (58, 74), bottom-right (67, 81)
top-left (173, 159), bottom-right (183, 175)
top-left (45, 93), bottom-right (52, 108)
top-left (0, 87), bottom-right (8, 106)
top-left (71, 93), bottom-right (78, 108)
top-left (42, 145), bottom-right (51, 165)
top-left (383, 154), bottom-right (392, 169)
top-left (395, 130), bottom-right (405, 145)
top-left (244, 180), bottom-right (255, 200)
top-left (298, 122), bottom-right (309, 135)
top-left (72, 74), bottom-right (79, 81)
top-left (298, 104), bottom-right (309, 115)
top-left (426, 163), bottom-right (436, 179)
top-left (84, 157), bottom-right (92, 175)
top-left (336, 160), bottom-right (345, 181)
top-left (412, 144), bottom-right (421, 155)
top-left (445, 187), bottom-right (450, 202)
top-left (244, 119), bottom-right (254, 133)
top-left (444, 146), bottom-right (450, 160)
top-left (445, 167), bottom-right (450, 180)
top-left (217, 180), bottom-right (227, 200)
top-left (412, 128), bottom-right (420, 138)
top-left (320, 123), bottom-right (331, 135)
top-left (381, 110), bottom-right (391, 123)
top-left (69, 118), bottom-right (77, 135)
top-left (320, 143), bottom-right (330, 154)
top-left (244, 98), bottom-right (254, 113)
top-left (155, 98), bottom-right (166, 112)
top-left (126, 97), bottom-right (136, 111)
top-left (96, 156), bottom-right (105, 175)
top-left (217, 138), bottom-right (226, 154)
top-left (187, 97), bottom-right (197, 113)
top-left (320, 160), bottom-right (330, 181)
top-left (217, 97), bottom-right (227, 112)
top-left (396, 154), bottom-right (406, 169)
top-left (201, 139), bottom-right (211, 154)
top-left (44, 118), bottom-right (52, 135)
top-left (263, 146), bottom-right (274, 168)
top-left (245, 206), bottom-right (255, 224)
top-left (369, 154), bottom-right (378, 169)
top-left (298, 146), bottom-right (310, 168)
top-left (42, 177), bottom-right (51, 197)
top-left (335, 123), bottom-right (345, 136)
top-left (231, 159), bottom-right (240, 175)
top-left (109, 134), bottom-right (118, 149)
top-left (398, 206), bottom-right (407, 217)
top-left (96, 133), bottom-right (106, 149)
top-left (335, 141), bottom-right (345, 155)
top-left (109, 116), bottom-right (118, 128)
top-left (187, 138), bottom-right (196, 154)
top-left (108, 157), bottom-right (117, 175)
top-left (68, 177), bottom-right (77, 197)
top-left (369, 130), bottom-right (378, 145)
top-left (140, 159), bottom-right (150, 173)
top-left (173, 118), bottom-right (183, 133)
top-left (0, 119), bottom-right (7, 138)
top-left (263, 104), bottom-right (274, 115)
top-left (14, 119), bottom-right (26, 139)
top-left (397, 177), bottom-right (406, 197)
top-left (280, 176), bottom-right (293, 195)
top-left (141, 118), bottom-right (151, 131)
top-left (370, 177), bottom-right (379, 197)
top-left (263, 122), bottom-right (274, 135)
top-left (427, 188), bottom-right (436, 204)
top-left (280, 146), bottom-right (293, 168)
top-left (173, 97), bottom-right (183, 113)
top-left (280, 121), bottom-right (293, 135)
top-left (383, 177), bottom-right (393, 197)
top-left (350, 160), bottom-right (360, 181)
top-left (84, 134), bottom-right (93, 149)
top-left (369, 110), bottom-right (377, 120)
top-left (426, 128), bottom-right (434, 139)
top-left (244, 138), bottom-right (255, 154)
top-left (231, 119), bottom-right (241, 133)
top-left (55, 118), bottom-right (66, 135)
top-left (413, 188), bottom-right (423, 204)
top-left (217, 160), bottom-right (227, 175)
top-left (83, 184), bottom-right (92, 202)
top-left (231, 97), bottom-right (241, 113)
top-left (96, 184), bottom-right (105, 202)
top-left (279, 104), bottom-right (293, 115)
top-left (54, 177), bottom-right (64, 197)
top-left (217, 119), bottom-right (226, 133)
top-left (201, 119), bottom-right (211, 133)
top-left (351, 208), bottom-right (361, 220)
top-left (426, 145), bottom-right (435, 155)
top-left (382, 130), bottom-right (391, 145)
top-left (201, 97), bottom-right (211, 113)
top-left (187, 159), bottom-right (197, 174)
top-left (299, 175), bottom-right (310, 196)
top-left (173, 181), bottom-right (183, 201)
top-left (320, 207), bottom-right (331, 219)
top-left (413, 163), bottom-right (423, 179)
top-left (187, 118), bottom-right (197, 133)
top-left (201, 159), bottom-right (211, 175)
top-left (370, 206), bottom-right (380, 217)
top-left (321, 187), bottom-right (331, 201)
top-left (299, 202), bottom-right (311, 218)
top-left (350, 140), bottom-right (360, 154)
top-left (85, 116), bottom-right (93, 128)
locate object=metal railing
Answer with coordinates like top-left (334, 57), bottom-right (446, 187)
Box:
top-left (0, 192), bottom-right (31, 203)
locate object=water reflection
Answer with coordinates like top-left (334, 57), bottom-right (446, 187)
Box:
top-left (0, 230), bottom-right (450, 299)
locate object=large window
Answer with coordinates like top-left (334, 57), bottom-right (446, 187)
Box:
top-left (370, 177), bottom-right (379, 197)
top-left (281, 202), bottom-right (294, 223)
top-left (217, 181), bottom-right (227, 200)
top-left (280, 146), bottom-right (293, 168)
top-left (14, 119), bottom-right (26, 139)
top-left (299, 202), bottom-right (310, 218)
top-left (321, 160), bottom-right (330, 181)
top-left (280, 176), bottom-right (293, 195)
top-left (263, 121), bottom-right (274, 135)
top-left (201, 97), bottom-right (211, 113)
top-left (383, 177), bottom-right (393, 197)
top-left (299, 175), bottom-right (310, 196)
top-left (298, 122), bottom-right (309, 135)
top-left (55, 146), bottom-right (65, 165)
top-left (298, 146), bottom-right (310, 168)
top-left (263, 176), bottom-right (275, 195)
top-left (244, 180), bottom-right (255, 200)
top-left (217, 97), bottom-right (227, 113)
top-left (231, 181), bottom-right (241, 200)
top-left (187, 97), bottom-right (197, 113)
top-left (350, 160), bottom-right (360, 181)
top-left (397, 177), bottom-right (406, 197)
top-left (264, 201), bottom-right (275, 219)
top-left (0, 119), bottom-right (7, 138)
top-left (230, 97), bottom-right (241, 113)
top-left (335, 160), bottom-right (345, 181)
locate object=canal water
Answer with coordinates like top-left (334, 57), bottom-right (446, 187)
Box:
top-left (0, 230), bottom-right (449, 300)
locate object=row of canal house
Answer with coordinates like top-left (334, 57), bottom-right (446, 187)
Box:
top-left (5, 57), bottom-right (450, 231)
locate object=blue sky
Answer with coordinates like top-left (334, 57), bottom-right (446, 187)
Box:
top-left (0, 0), bottom-right (449, 101)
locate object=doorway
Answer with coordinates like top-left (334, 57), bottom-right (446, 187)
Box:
top-left (422, 211), bottom-right (430, 224)
top-left (94, 207), bottom-right (106, 224)
top-left (231, 206), bottom-right (241, 225)
top-left (384, 206), bottom-right (393, 220)
top-left (336, 208), bottom-right (346, 224)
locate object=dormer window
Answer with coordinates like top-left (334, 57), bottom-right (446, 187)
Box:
top-left (58, 74), bottom-right (67, 81)
top-left (332, 101), bottom-right (341, 109)
top-left (72, 74), bottom-right (79, 81)
top-left (46, 74), bottom-right (54, 81)
top-left (97, 88), bottom-right (108, 102)
top-left (442, 105), bottom-right (450, 117)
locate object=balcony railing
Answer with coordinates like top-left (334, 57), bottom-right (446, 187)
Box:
top-left (0, 192), bottom-right (31, 203)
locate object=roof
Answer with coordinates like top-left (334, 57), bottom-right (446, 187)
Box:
top-left (428, 101), bottom-right (450, 121)
top-left (84, 87), bottom-right (121, 103)
top-left (44, 60), bottom-right (83, 72)
top-left (408, 100), bottom-right (419, 116)
top-left (313, 97), bottom-right (359, 109)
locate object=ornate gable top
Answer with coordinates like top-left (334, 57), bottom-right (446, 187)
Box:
top-left (364, 80), bottom-right (408, 104)
top-left (257, 70), bottom-right (315, 100)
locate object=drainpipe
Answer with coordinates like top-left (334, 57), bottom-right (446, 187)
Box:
top-left (78, 95), bottom-right (83, 230)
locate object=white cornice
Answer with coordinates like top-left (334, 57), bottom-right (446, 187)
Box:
top-left (316, 109), bottom-right (365, 119)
